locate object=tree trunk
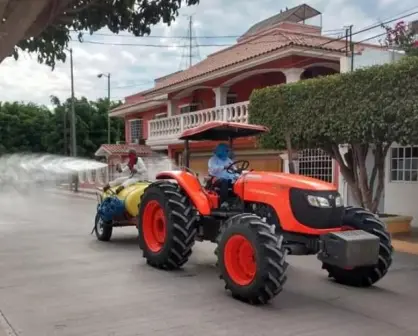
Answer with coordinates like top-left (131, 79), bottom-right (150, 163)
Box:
top-left (0, 0), bottom-right (74, 64)
top-left (326, 142), bottom-right (391, 214)
top-left (285, 132), bottom-right (296, 174)
top-left (0, 0), bottom-right (47, 63)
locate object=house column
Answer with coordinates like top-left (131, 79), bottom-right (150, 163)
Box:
top-left (283, 68), bottom-right (305, 83)
top-left (339, 56), bottom-right (350, 73)
top-left (167, 100), bottom-right (177, 116)
top-left (213, 86), bottom-right (229, 106)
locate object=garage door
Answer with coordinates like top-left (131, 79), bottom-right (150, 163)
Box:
top-left (189, 152), bottom-right (282, 177)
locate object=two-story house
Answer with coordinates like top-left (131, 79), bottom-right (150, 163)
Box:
top-left (95, 3), bottom-right (379, 185)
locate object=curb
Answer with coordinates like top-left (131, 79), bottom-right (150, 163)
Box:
top-left (392, 239), bottom-right (418, 255)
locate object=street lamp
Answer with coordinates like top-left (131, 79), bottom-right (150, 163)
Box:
top-left (68, 48), bottom-right (76, 157)
top-left (97, 72), bottom-right (111, 144)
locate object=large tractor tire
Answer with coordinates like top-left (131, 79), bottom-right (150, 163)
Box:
top-left (94, 213), bottom-right (113, 241)
top-left (322, 206), bottom-right (393, 287)
top-left (215, 213), bottom-right (288, 305)
top-left (138, 181), bottom-right (197, 270)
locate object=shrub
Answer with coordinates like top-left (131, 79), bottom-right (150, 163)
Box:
top-left (249, 56), bottom-right (418, 212)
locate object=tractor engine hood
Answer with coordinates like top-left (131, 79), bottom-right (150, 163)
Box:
top-left (238, 171), bottom-right (337, 191)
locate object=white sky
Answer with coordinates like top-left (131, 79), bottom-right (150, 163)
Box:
top-left (0, 0), bottom-right (417, 108)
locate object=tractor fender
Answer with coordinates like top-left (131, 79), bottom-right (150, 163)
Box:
top-left (156, 171), bottom-right (211, 215)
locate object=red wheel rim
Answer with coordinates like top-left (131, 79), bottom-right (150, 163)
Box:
top-left (142, 200), bottom-right (167, 252)
top-left (223, 234), bottom-right (256, 286)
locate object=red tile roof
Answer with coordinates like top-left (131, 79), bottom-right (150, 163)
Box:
top-left (141, 29), bottom-right (357, 96)
top-left (96, 144), bottom-right (153, 156)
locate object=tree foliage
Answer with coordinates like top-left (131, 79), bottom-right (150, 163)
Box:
top-left (249, 56), bottom-right (418, 213)
top-left (0, 0), bottom-right (199, 68)
top-left (382, 21), bottom-right (418, 57)
top-left (0, 96), bottom-right (124, 158)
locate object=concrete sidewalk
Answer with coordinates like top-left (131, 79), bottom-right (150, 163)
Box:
top-left (392, 229), bottom-right (418, 255)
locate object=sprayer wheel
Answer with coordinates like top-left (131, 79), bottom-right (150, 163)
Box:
top-left (94, 213), bottom-right (113, 241)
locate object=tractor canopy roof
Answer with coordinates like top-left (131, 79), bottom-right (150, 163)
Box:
top-left (179, 121), bottom-right (268, 141)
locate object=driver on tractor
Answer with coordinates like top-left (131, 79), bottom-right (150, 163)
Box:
top-left (103, 149), bottom-right (148, 194)
top-left (208, 143), bottom-right (238, 209)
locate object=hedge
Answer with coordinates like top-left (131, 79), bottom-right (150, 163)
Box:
top-left (248, 56), bottom-right (418, 150)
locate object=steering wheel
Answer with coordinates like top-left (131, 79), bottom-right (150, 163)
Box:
top-left (226, 160), bottom-right (250, 174)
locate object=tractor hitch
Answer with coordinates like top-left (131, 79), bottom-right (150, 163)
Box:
top-left (317, 230), bottom-right (380, 269)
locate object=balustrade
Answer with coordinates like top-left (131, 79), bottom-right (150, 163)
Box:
top-left (148, 101), bottom-right (249, 144)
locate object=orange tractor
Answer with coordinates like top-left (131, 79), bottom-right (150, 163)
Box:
top-left (137, 121), bottom-right (393, 305)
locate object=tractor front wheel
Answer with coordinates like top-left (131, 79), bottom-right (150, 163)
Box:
top-left (322, 207), bottom-right (393, 287)
top-left (138, 181), bottom-right (197, 270)
top-left (216, 213), bottom-right (288, 305)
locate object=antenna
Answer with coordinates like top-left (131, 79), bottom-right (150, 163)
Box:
top-left (178, 14), bottom-right (201, 70)
top-left (188, 15), bottom-right (192, 67)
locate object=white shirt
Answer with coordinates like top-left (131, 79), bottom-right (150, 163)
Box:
top-left (121, 157), bottom-right (148, 178)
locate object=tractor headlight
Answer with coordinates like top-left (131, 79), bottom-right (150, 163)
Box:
top-left (306, 194), bottom-right (344, 208)
top-left (307, 195), bottom-right (330, 208)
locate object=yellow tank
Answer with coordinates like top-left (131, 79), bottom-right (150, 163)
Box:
top-left (102, 181), bottom-right (151, 217)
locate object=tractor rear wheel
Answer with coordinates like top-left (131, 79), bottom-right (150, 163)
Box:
top-left (215, 213), bottom-right (288, 305)
top-left (138, 181), bottom-right (197, 270)
top-left (322, 206), bottom-right (393, 287)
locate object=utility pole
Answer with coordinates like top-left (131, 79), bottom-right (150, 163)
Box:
top-left (69, 48), bottom-right (78, 192)
top-left (349, 25), bottom-right (354, 71)
top-left (98, 72), bottom-right (111, 143)
top-left (69, 48), bottom-right (77, 157)
top-left (63, 109), bottom-right (67, 155)
top-left (345, 27), bottom-right (349, 56)
top-left (107, 73), bottom-right (111, 144)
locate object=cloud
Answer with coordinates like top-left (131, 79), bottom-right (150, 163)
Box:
top-left (0, 0), bottom-right (417, 107)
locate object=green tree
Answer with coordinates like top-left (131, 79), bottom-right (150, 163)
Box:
top-left (249, 56), bottom-right (418, 213)
top-left (0, 0), bottom-right (199, 68)
top-left (48, 95), bottom-right (124, 157)
top-left (0, 101), bottom-right (53, 155)
top-left (0, 96), bottom-right (124, 158)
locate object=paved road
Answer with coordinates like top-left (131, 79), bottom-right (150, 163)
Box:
top-left (0, 189), bottom-right (418, 336)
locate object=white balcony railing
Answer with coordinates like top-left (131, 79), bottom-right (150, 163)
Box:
top-left (147, 101), bottom-right (249, 146)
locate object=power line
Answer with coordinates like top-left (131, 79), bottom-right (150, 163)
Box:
top-left (61, 10), bottom-right (418, 95)
top-left (70, 28), bottom-right (345, 39)
top-left (73, 9), bottom-right (418, 49)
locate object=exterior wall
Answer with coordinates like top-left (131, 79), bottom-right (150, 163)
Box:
top-left (352, 48), bottom-right (404, 69)
top-left (125, 105), bottom-right (166, 143)
top-left (229, 72), bottom-right (286, 102)
top-left (384, 143), bottom-right (418, 227)
top-left (168, 137), bottom-right (259, 162)
top-left (175, 88), bottom-right (215, 111)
